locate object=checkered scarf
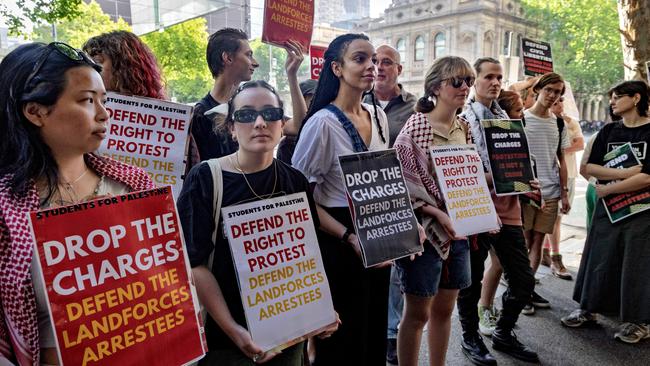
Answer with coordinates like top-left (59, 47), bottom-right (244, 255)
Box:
top-left (325, 104), bottom-right (368, 152)
top-left (0, 153), bottom-right (154, 365)
top-left (394, 113), bottom-right (472, 259)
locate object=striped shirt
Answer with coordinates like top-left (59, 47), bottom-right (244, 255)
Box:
top-left (524, 110), bottom-right (570, 199)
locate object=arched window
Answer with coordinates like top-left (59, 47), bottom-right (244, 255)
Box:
top-left (515, 34), bottom-right (522, 57)
top-left (396, 38), bottom-right (406, 62)
top-left (503, 30), bottom-right (513, 56)
top-left (434, 32), bottom-right (446, 58)
top-left (414, 36), bottom-right (425, 61)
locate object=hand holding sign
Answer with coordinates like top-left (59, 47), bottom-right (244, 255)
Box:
top-left (284, 40), bottom-right (305, 76)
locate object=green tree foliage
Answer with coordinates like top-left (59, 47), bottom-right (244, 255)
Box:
top-left (1, 0), bottom-right (82, 35)
top-left (250, 39), bottom-right (309, 92)
top-left (31, 1), bottom-right (130, 48)
top-left (521, 0), bottom-right (624, 95)
top-left (141, 18), bottom-right (212, 103)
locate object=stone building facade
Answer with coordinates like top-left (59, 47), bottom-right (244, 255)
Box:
top-left (361, 0), bottom-right (539, 96)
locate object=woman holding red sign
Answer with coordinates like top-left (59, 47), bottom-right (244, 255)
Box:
top-left (0, 43), bottom-right (154, 365)
top-left (563, 80), bottom-right (650, 344)
top-left (177, 80), bottom-right (338, 365)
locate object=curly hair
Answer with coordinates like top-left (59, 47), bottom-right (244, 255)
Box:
top-left (83, 31), bottom-right (166, 99)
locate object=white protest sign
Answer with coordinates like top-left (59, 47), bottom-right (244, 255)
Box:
top-left (431, 145), bottom-right (500, 236)
top-left (221, 192), bottom-right (336, 352)
top-left (99, 92), bottom-right (191, 198)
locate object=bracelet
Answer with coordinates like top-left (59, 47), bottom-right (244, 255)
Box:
top-left (340, 228), bottom-right (353, 243)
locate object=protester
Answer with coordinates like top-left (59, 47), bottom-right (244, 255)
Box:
top-left (277, 79), bottom-right (317, 164)
top-left (83, 30), bottom-right (166, 99)
top-left (188, 28), bottom-right (307, 167)
top-left (364, 45), bottom-right (417, 146)
top-left (509, 76), bottom-right (539, 109)
top-left (292, 33), bottom-right (390, 366)
top-left (178, 80), bottom-right (337, 364)
top-left (361, 44), bottom-right (417, 365)
top-left (0, 42), bottom-right (154, 366)
top-left (521, 73), bottom-right (571, 314)
top-left (476, 90), bottom-right (526, 312)
top-left (541, 97), bottom-right (584, 280)
top-left (563, 80), bottom-right (650, 344)
top-left (391, 56), bottom-right (474, 366)
top-left (456, 59), bottom-right (538, 365)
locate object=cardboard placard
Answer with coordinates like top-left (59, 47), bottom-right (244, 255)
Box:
top-left (221, 193), bottom-right (336, 352)
top-left (338, 149), bottom-right (422, 267)
top-left (481, 119), bottom-right (535, 196)
top-left (99, 93), bottom-right (191, 198)
top-left (521, 37), bottom-right (553, 76)
top-left (29, 186), bottom-right (205, 366)
top-left (601, 143), bottom-right (650, 223)
top-left (310, 45), bottom-right (327, 80)
top-left (430, 145), bottom-right (500, 236)
top-left (262, 0), bottom-right (315, 52)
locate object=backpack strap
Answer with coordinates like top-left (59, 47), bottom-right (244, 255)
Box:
top-left (205, 158), bottom-right (223, 270)
top-left (556, 117), bottom-right (565, 157)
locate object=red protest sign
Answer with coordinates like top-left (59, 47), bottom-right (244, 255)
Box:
top-left (309, 45), bottom-right (327, 80)
top-left (29, 187), bottom-right (205, 366)
top-left (262, 0), bottom-right (314, 52)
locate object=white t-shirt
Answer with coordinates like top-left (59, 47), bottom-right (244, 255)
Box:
top-left (292, 103), bottom-right (390, 207)
top-left (524, 110), bottom-right (571, 199)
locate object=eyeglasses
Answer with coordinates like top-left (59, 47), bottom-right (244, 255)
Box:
top-left (25, 42), bottom-right (96, 87)
top-left (444, 76), bottom-right (475, 88)
top-left (378, 59), bottom-right (396, 67)
top-left (233, 107), bottom-right (284, 123)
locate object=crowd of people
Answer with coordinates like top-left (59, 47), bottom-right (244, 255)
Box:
top-left (0, 26), bottom-right (649, 366)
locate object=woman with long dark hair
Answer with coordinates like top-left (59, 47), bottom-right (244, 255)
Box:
top-left (291, 33), bottom-right (390, 365)
top-left (563, 80), bottom-right (650, 344)
top-left (0, 42), bottom-right (154, 365)
top-left (83, 30), bottom-right (166, 99)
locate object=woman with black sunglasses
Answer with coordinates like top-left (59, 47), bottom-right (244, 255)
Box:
top-left (393, 56), bottom-right (477, 366)
top-left (0, 42), bottom-right (155, 365)
top-left (176, 80), bottom-right (337, 365)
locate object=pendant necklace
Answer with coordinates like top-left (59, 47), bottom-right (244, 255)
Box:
top-left (233, 153), bottom-right (277, 200)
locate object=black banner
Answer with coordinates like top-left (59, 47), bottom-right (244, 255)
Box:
top-left (339, 149), bottom-right (421, 267)
top-left (521, 37), bottom-right (553, 76)
top-left (482, 119), bottom-right (535, 196)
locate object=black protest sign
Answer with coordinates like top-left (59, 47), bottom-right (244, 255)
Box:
top-left (482, 119), bottom-right (535, 196)
top-left (339, 149), bottom-right (421, 267)
top-left (601, 143), bottom-right (650, 223)
top-left (521, 37), bottom-right (553, 76)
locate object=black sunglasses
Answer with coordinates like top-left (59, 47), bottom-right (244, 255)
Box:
top-left (233, 107), bottom-right (284, 123)
top-left (25, 42), bottom-right (97, 87)
top-left (444, 76), bottom-right (475, 88)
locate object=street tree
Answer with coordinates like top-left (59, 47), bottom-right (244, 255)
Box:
top-left (521, 0), bottom-right (623, 95)
top-left (31, 1), bottom-right (130, 48)
top-left (1, 0), bottom-right (82, 35)
top-left (617, 0), bottom-right (650, 81)
top-left (141, 18), bottom-right (212, 103)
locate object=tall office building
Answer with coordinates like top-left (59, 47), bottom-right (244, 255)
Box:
top-left (91, 0), bottom-right (250, 35)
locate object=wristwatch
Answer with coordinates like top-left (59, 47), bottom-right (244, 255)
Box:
top-left (341, 228), bottom-right (353, 243)
top-left (562, 186), bottom-right (569, 192)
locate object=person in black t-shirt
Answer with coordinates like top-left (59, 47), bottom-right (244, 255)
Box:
top-left (178, 80), bottom-right (338, 365)
top-left (188, 29), bottom-right (309, 170)
top-left (562, 80), bottom-right (650, 344)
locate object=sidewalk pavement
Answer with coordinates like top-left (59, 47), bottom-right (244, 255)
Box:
top-left (407, 223), bottom-right (650, 365)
